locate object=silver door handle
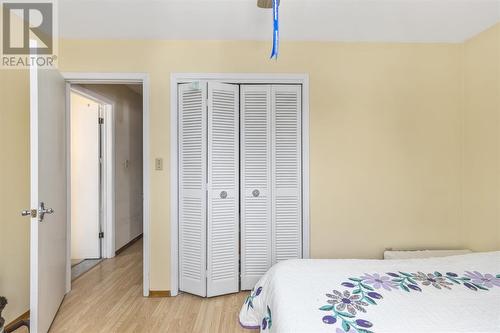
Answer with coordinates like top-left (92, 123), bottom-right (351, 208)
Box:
top-left (38, 202), bottom-right (54, 222)
top-left (252, 189), bottom-right (260, 197)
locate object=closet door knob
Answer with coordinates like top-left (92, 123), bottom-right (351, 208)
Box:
top-left (252, 189), bottom-right (260, 198)
top-left (220, 191), bottom-right (228, 199)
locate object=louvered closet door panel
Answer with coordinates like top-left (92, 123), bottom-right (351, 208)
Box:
top-left (272, 85), bottom-right (302, 263)
top-left (240, 85), bottom-right (273, 290)
top-left (207, 83), bottom-right (240, 297)
top-left (179, 82), bottom-right (207, 297)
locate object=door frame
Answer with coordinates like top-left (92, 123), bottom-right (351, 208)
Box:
top-left (63, 72), bottom-right (151, 297)
top-left (170, 73), bottom-right (310, 296)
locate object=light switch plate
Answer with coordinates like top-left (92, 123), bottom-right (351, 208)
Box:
top-left (155, 158), bottom-right (163, 171)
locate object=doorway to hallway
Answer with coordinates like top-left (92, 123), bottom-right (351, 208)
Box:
top-left (69, 84), bottom-right (144, 281)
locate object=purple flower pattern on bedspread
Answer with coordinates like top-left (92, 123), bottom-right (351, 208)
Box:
top-left (244, 286), bottom-right (273, 331)
top-left (244, 286), bottom-right (262, 311)
top-left (360, 273), bottom-right (398, 291)
top-left (320, 271), bottom-right (500, 333)
top-left (464, 271), bottom-right (500, 288)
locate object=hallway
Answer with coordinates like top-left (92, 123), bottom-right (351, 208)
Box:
top-left (49, 240), bottom-right (254, 332)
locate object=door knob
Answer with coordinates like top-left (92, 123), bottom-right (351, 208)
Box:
top-left (21, 209), bottom-right (37, 218)
top-left (252, 189), bottom-right (260, 197)
top-left (38, 202), bottom-right (54, 222)
top-left (21, 203), bottom-right (54, 221)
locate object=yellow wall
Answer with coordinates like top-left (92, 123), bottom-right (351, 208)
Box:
top-left (0, 25), bottom-right (498, 323)
top-left (0, 70), bottom-right (30, 323)
top-left (58, 40), bottom-right (464, 290)
top-left (463, 24), bottom-right (500, 251)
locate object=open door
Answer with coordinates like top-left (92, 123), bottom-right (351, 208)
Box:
top-left (26, 67), bottom-right (67, 333)
top-left (70, 93), bottom-right (101, 260)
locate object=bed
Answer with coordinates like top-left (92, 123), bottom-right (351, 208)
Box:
top-left (239, 251), bottom-right (500, 332)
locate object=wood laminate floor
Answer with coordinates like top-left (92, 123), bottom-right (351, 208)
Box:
top-left (71, 259), bottom-right (102, 280)
top-left (50, 240), bottom-right (256, 333)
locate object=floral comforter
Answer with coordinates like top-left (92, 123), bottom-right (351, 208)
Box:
top-left (239, 251), bottom-right (500, 333)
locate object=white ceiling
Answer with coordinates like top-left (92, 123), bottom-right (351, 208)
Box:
top-left (59, 0), bottom-right (500, 42)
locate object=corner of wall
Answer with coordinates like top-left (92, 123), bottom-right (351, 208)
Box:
top-left (458, 40), bottom-right (466, 251)
top-left (460, 23), bottom-right (500, 251)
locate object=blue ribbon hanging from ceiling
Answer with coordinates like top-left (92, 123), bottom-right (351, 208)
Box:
top-left (270, 0), bottom-right (279, 59)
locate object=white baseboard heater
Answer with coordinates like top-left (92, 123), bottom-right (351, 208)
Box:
top-left (384, 249), bottom-right (472, 260)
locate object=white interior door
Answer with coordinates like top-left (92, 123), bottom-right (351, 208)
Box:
top-left (70, 93), bottom-right (101, 260)
top-left (178, 82), bottom-right (207, 297)
top-left (29, 68), bottom-right (68, 333)
top-left (207, 82), bottom-right (239, 297)
top-left (240, 85), bottom-right (273, 290)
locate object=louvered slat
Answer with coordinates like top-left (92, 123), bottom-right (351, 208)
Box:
top-left (240, 85), bottom-right (273, 290)
top-left (272, 85), bottom-right (303, 263)
top-left (207, 83), bottom-right (240, 297)
top-left (179, 83), bottom-right (207, 297)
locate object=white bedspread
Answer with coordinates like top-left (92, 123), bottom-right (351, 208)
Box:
top-left (239, 251), bottom-right (500, 333)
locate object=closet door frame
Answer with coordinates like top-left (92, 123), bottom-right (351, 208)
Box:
top-left (170, 73), bottom-right (310, 297)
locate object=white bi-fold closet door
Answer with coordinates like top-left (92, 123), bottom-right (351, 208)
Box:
top-left (240, 85), bottom-right (302, 290)
top-left (178, 82), bottom-right (302, 297)
top-left (179, 82), bottom-right (240, 298)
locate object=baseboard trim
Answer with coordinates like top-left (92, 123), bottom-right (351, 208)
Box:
top-left (115, 233), bottom-right (143, 256)
top-left (148, 290), bottom-right (171, 298)
top-left (4, 310), bottom-right (30, 332)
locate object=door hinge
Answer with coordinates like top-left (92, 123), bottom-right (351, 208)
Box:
top-left (99, 232), bottom-right (104, 239)
top-left (98, 117), bottom-right (104, 124)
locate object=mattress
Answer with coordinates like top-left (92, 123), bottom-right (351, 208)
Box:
top-left (239, 251), bottom-right (500, 332)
